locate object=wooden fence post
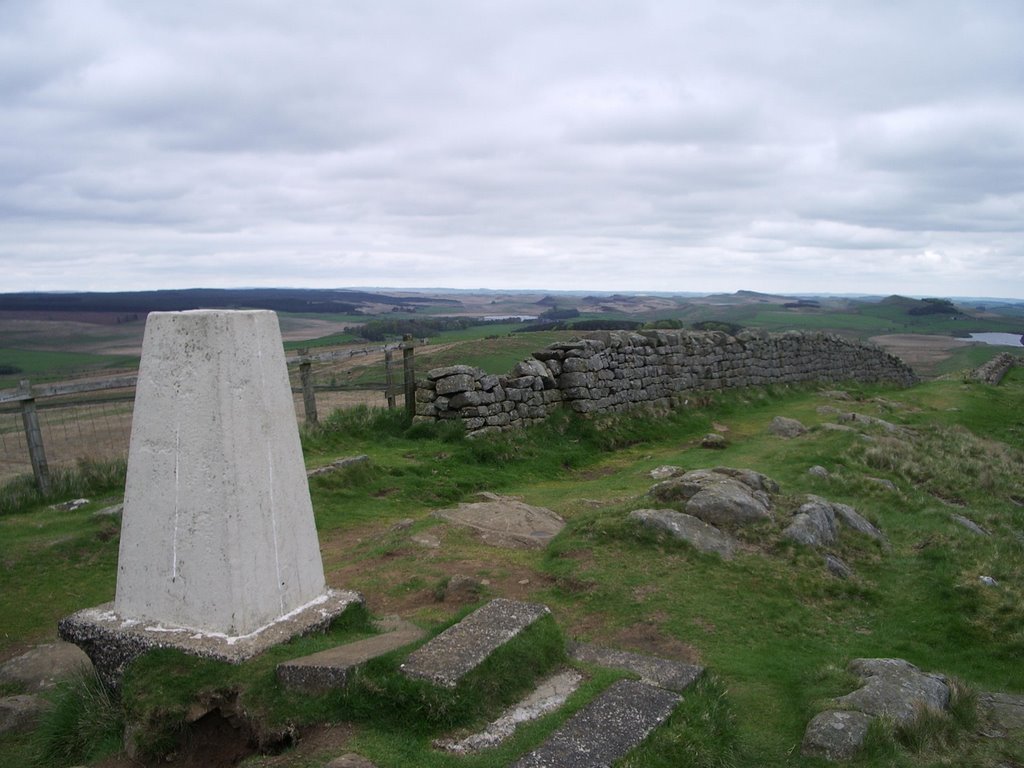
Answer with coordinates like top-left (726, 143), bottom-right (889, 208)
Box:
top-left (298, 353), bottom-right (318, 426)
top-left (18, 379), bottom-right (51, 495)
top-left (384, 350), bottom-right (397, 409)
top-left (402, 335), bottom-right (416, 419)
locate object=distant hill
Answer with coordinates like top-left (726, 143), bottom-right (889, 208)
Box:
top-left (0, 288), bottom-right (460, 316)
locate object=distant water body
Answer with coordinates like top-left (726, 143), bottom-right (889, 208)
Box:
top-left (967, 332), bottom-right (1024, 347)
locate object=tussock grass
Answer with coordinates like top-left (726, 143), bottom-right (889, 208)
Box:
top-left (0, 457), bottom-right (126, 517)
top-left (617, 675), bottom-right (742, 768)
top-left (32, 668), bottom-right (124, 768)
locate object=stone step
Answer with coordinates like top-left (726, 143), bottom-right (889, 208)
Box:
top-left (568, 642), bottom-right (704, 692)
top-left (277, 618), bottom-right (425, 693)
top-left (400, 598), bottom-right (549, 688)
top-left (510, 679), bottom-right (681, 768)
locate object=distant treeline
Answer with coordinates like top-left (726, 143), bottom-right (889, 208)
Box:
top-left (0, 288), bottom-right (458, 315)
top-left (907, 298), bottom-right (960, 316)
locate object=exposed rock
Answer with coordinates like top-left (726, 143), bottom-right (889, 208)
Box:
top-left (978, 691), bottom-right (1024, 733)
top-left (784, 499), bottom-right (838, 547)
top-left (979, 575), bottom-right (999, 587)
top-left (825, 554), bottom-right (853, 579)
top-left (701, 433), bottom-right (728, 449)
top-left (951, 514), bottom-right (989, 536)
top-left (769, 416), bottom-right (807, 438)
top-left (809, 465), bottom-right (830, 478)
top-left (830, 500), bottom-right (888, 545)
top-left (443, 575), bottom-right (484, 602)
top-left (411, 532), bottom-right (441, 548)
top-left (649, 465), bottom-right (683, 481)
top-left (820, 422), bottom-right (857, 433)
top-left (0, 694), bottom-right (49, 735)
top-left (51, 497), bottom-right (90, 511)
top-left (307, 454), bottom-right (370, 478)
top-left (838, 412), bottom-right (903, 434)
top-left (432, 494), bottom-right (565, 549)
top-left (93, 502), bottom-right (123, 517)
top-left (711, 467), bottom-right (780, 493)
top-left (802, 658), bottom-right (951, 761)
top-left (630, 508), bottom-right (738, 559)
top-left (801, 709), bottom-right (873, 761)
top-left (784, 496), bottom-right (887, 549)
top-left (0, 641), bottom-right (92, 692)
top-left (865, 477), bottom-right (897, 492)
top-left (819, 390), bottom-right (854, 401)
top-left (650, 468), bottom-right (775, 528)
top-left (837, 658), bottom-right (949, 725)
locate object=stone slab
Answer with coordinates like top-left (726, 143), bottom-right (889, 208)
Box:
top-left (568, 643), bottom-right (704, 693)
top-left (436, 670), bottom-right (583, 753)
top-left (979, 691), bottom-right (1024, 732)
top-left (400, 599), bottom-right (549, 688)
top-left (0, 641), bottom-right (91, 692)
top-left (510, 679), bottom-right (680, 768)
top-left (432, 493), bottom-right (565, 549)
top-left (277, 623), bottom-right (425, 692)
top-left (59, 589), bottom-right (363, 690)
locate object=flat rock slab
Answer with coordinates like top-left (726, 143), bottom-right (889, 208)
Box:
top-left (276, 622), bottom-right (423, 696)
top-left (277, 621), bottom-right (425, 692)
top-left (0, 641), bottom-right (91, 692)
top-left (432, 493), bottom-right (565, 549)
top-left (436, 669), bottom-right (583, 753)
top-left (979, 691), bottom-right (1024, 732)
top-left (569, 643), bottom-right (704, 693)
top-left (401, 599), bottom-right (549, 688)
top-left (59, 590), bottom-right (363, 690)
top-left (510, 679), bottom-right (680, 768)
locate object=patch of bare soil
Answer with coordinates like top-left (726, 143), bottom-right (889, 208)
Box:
top-left (563, 610), bottom-right (701, 665)
top-left (869, 334), bottom-right (972, 374)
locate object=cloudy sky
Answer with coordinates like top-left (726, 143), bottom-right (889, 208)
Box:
top-left (2, 1), bottom-right (1023, 298)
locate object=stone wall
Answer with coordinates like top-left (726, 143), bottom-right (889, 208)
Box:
top-left (415, 330), bottom-right (917, 436)
top-left (970, 352), bottom-right (1021, 385)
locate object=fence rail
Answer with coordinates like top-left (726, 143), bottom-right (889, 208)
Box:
top-left (0, 338), bottom-right (418, 492)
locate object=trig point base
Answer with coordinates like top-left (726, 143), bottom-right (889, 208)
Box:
top-left (59, 310), bottom-right (360, 687)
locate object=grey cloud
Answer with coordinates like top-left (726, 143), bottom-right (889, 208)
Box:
top-left (0, 0), bottom-right (1022, 296)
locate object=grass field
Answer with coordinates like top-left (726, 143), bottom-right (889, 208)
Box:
top-left (2, 367), bottom-right (1022, 767)
top-left (0, 349), bottom-right (140, 389)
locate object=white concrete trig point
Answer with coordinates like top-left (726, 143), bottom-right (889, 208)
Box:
top-left (60, 310), bottom-right (361, 686)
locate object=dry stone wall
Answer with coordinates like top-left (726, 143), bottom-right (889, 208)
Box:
top-left (416, 330), bottom-right (917, 436)
top-left (970, 352), bottom-right (1021, 385)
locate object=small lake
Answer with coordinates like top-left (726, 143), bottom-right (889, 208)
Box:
top-left (967, 332), bottom-right (1024, 347)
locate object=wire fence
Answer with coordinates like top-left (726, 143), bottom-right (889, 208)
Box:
top-left (0, 395), bottom-right (135, 485)
top-left (0, 340), bottom-right (417, 488)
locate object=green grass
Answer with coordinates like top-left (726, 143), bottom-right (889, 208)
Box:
top-left (3, 374), bottom-right (1024, 766)
top-left (0, 348), bottom-right (139, 388)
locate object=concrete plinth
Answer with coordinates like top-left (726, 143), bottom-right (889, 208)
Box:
top-left (60, 310), bottom-right (356, 684)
